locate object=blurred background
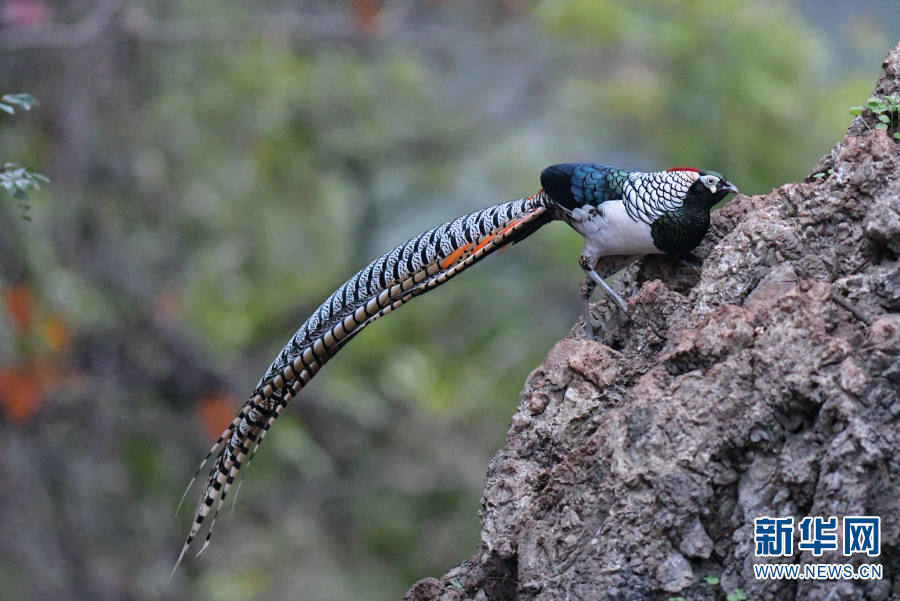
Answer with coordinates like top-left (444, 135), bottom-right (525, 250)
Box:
top-left (0, 1), bottom-right (895, 599)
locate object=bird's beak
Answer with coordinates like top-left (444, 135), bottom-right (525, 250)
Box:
top-left (722, 182), bottom-right (739, 195)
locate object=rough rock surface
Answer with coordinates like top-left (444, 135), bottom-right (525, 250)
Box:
top-left (405, 42), bottom-right (900, 601)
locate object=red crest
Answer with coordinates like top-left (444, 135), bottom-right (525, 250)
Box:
top-left (666, 167), bottom-right (699, 173)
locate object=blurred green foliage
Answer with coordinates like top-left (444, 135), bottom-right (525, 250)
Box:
top-left (537, 0), bottom-right (876, 190)
top-left (0, 93), bottom-right (47, 216)
top-left (0, 1), bottom-right (891, 600)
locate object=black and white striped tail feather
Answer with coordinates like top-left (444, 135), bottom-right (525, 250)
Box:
top-left (174, 193), bottom-right (552, 573)
top-left (173, 374), bottom-right (304, 575)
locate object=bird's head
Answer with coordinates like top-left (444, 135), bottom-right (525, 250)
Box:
top-left (694, 169), bottom-right (739, 207)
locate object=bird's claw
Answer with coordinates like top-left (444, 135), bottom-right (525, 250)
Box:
top-left (582, 315), bottom-right (606, 341)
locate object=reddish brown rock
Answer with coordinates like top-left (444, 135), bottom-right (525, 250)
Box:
top-left (407, 42), bottom-right (900, 601)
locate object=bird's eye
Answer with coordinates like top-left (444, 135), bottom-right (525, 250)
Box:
top-left (703, 175), bottom-right (719, 187)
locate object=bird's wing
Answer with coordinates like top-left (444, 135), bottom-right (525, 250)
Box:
top-left (174, 192), bottom-right (553, 572)
top-left (540, 163), bottom-right (629, 210)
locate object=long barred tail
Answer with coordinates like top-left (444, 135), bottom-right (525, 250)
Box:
top-left (173, 192), bottom-right (554, 572)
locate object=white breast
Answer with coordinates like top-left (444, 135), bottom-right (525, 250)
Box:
top-left (569, 201), bottom-right (661, 258)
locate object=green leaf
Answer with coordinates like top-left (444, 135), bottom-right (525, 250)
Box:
top-left (894, 132), bottom-right (900, 139)
top-left (813, 173), bottom-right (825, 178)
top-left (733, 590), bottom-right (747, 600)
top-left (879, 114), bottom-right (891, 123)
top-left (449, 579), bottom-right (463, 590)
top-left (828, 168), bottom-right (834, 174)
top-left (868, 97), bottom-right (886, 111)
top-left (849, 107), bottom-right (862, 116)
top-left (876, 123), bottom-right (888, 130)
top-left (704, 575), bottom-right (720, 585)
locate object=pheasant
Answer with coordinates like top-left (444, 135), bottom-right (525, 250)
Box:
top-left (174, 163), bottom-right (738, 570)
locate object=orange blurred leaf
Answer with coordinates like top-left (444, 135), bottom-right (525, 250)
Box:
top-left (197, 393), bottom-right (239, 441)
top-left (4, 283), bottom-right (34, 332)
top-left (0, 364), bottom-right (41, 424)
top-left (40, 315), bottom-right (69, 353)
top-left (355, 0), bottom-right (379, 34)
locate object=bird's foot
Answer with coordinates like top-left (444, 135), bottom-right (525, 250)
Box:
top-left (586, 269), bottom-right (628, 314)
top-left (582, 315), bottom-right (607, 341)
top-left (579, 256), bottom-right (629, 315)
top-left (582, 309), bottom-right (594, 341)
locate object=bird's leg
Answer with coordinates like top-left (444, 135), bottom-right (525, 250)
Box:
top-left (580, 277), bottom-right (598, 340)
top-left (579, 254), bottom-right (629, 314)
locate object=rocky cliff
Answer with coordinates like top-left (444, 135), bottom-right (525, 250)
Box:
top-left (405, 42), bottom-right (900, 601)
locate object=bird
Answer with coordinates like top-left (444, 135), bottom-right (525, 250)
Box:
top-left (173, 163), bottom-right (738, 571)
